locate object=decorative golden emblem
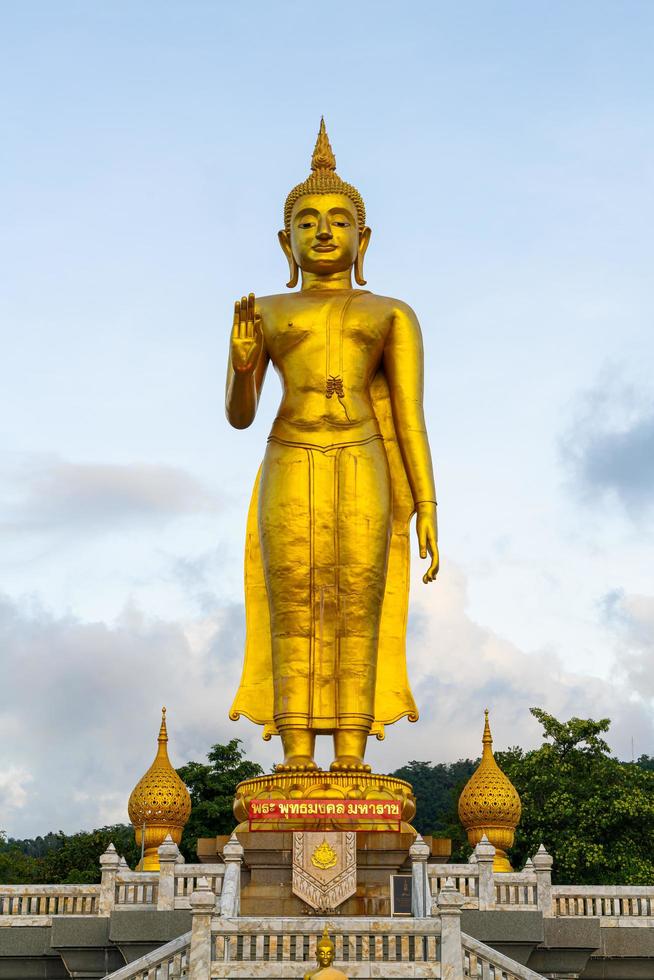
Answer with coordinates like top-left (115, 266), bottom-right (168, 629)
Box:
top-left (311, 839), bottom-right (338, 870)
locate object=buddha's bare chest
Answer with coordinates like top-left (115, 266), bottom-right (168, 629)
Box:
top-left (264, 306), bottom-right (388, 373)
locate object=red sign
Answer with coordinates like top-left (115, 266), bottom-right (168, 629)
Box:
top-left (248, 798), bottom-right (401, 826)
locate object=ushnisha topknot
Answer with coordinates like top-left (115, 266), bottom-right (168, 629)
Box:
top-left (316, 926), bottom-right (334, 953)
top-left (283, 118), bottom-right (366, 233)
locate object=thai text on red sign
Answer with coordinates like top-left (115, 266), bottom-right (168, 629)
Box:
top-left (248, 798), bottom-right (401, 822)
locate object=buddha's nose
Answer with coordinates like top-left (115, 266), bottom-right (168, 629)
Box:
top-left (316, 216), bottom-right (332, 239)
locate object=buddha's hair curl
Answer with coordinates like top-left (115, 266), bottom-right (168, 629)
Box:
top-left (283, 119), bottom-right (366, 234)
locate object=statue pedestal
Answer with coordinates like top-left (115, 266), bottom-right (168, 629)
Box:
top-left (200, 830), bottom-right (429, 916)
top-left (232, 769), bottom-right (416, 833)
top-left (196, 771), bottom-right (450, 915)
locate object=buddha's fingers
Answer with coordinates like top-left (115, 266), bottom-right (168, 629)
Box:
top-left (424, 543), bottom-right (440, 583)
top-left (232, 301), bottom-right (241, 338)
top-left (240, 295), bottom-right (248, 336)
top-left (247, 292), bottom-right (256, 336)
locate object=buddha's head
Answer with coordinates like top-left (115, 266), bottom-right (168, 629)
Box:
top-left (316, 928), bottom-right (335, 968)
top-left (279, 119), bottom-right (371, 287)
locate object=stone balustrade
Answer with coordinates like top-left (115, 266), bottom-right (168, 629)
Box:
top-left (114, 871), bottom-right (159, 908)
top-left (0, 884), bottom-right (99, 917)
top-left (102, 882), bottom-right (552, 980)
top-left (103, 930), bottom-right (191, 980)
top-left (427, 839), bottom-right (550, 916)
top-left (462, 934), bottom-right (546, 980)
top-left (213, 917), bottom-right (441, 964)
top-left (494, 872), bottom-right (538, 909)
top-left (425, 841), bottom-right (654, 925)
top-left (552, 884), bottom-right (654, 919)
top-left (428, 864), bottom-right (480, 903)
top-left (4, 832), bottom-right (654, 939)
top-left (211, 912), bottom-right (442, 979)
top-left (0, 837), bottom-right (228, 920)
top-left (174, 866), bottom-right (224, 908)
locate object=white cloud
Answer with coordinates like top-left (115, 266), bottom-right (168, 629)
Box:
top-left (602, 589), bottom-right (654, 701)
top-left (366, 560), bottom-right (653, 771)
top-left (0, 766), bottom-right (32, 814)
top-left (0, 592), bottom-right (254, 837)
top-left (561, 372), bottom-right (654, 515)
top-left (0, 455), bottom-right (221, 534)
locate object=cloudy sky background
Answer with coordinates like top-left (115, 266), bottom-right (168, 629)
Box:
top-left (1, 1), bottom-right (653, 838)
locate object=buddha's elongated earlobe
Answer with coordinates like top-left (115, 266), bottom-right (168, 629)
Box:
top-left (354, 226), bottom-right (371, 286)
top-left (278, 230), bottom-right (299, 288)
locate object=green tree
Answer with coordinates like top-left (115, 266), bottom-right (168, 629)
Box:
top-left (493, 709), bottom-right (654, 885)
top-left (177, 739), bottom-right (263, 861)
top-left (0, 845), bottom-right (42, 884)
top-left (6, 833), bottom-right (62, 858)
top-left (391, 759), bottom-right (477, 839)
top-left (0, 825), bottom-right (138, 884)
top-left (40, 826), bottom-right (139, 883)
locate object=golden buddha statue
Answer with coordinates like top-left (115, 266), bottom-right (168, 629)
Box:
top-left (458, 711), bottom-right (522, 872)
top-left (304, 929), bottom-right (348, 980)
top-left (228, 120), bottom-right (438, 774)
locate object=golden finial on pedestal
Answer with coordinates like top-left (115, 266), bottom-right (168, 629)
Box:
top-left (458, 710), bottom-right (521, 872)
top-left (127, 707), bottom-right (191, 871)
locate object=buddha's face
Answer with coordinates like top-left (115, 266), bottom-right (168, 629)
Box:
top-left (317, 944), bottom-right (334, 968)
top-left (289, 192), bottom-right (361, 274)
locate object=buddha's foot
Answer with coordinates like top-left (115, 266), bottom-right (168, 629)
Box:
top-left (329, 758), bottom-right (372, 772)
top-left (332, 729), bottom-right (368, 769)
top-left (275, 757), bottom-right (319, 772)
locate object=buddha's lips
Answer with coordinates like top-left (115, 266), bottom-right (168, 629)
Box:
top-left (312, 244), bottom-right (337, 252)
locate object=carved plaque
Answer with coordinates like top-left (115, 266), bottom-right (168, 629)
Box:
top-left (390, 874), bottom-right (412, 915)
top-left (292, 831), bottom-right (356, 911)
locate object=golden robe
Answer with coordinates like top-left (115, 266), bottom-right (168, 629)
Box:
top-left (229, 301), bottom-right (419, 740)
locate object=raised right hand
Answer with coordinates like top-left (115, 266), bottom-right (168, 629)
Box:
top-left (231, 293), bottom-right (263, 375)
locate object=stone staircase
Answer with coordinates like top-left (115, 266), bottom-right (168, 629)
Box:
top-left (103, 930), bottom-right (190, 979)
top-left (101, 916), bottom-right (547, 980)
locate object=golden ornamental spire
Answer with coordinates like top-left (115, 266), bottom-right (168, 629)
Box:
top-left (127, 707), bottom-right (191, 871)
top-left (482, 708), bottom-right (492, 748)
top-left (458, 710), bottom-right (521, 872)
top-left (158, 705), bottom-right (168, 745)
top-left (311, 117), bottom-right (337, 171)
top-left (283, 118), bottom-right (366, 233)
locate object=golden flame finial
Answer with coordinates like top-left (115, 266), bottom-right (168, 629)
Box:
top-left (317, 926), bottom-right (334, 951)
top-left (311, 117), bottom-right (337, 172)
top-left (458, 710), bottom-right (521, 872)
top-left (283, 118), bottom-right (366, 233)
top-left (128, 708), bottom-right (191, 871)
top-left (482, 708), bottom-right (492, 748)
top-left (158, 706), bottom-right (168, 743)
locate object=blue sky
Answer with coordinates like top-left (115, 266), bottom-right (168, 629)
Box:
top-left (1, 1), bottom-right (653, 837)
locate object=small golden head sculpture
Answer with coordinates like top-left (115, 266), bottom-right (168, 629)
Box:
top-left (316, 927), bottom-right (335, 967)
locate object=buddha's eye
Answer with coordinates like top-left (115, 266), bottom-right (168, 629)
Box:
top-left (298, 221), bottom-right (315, 229)
top-left (332, 220), bottom-right (350, 227)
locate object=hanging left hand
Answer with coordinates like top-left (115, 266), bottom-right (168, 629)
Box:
top-left (416, 502), bottom-right (439, 583)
